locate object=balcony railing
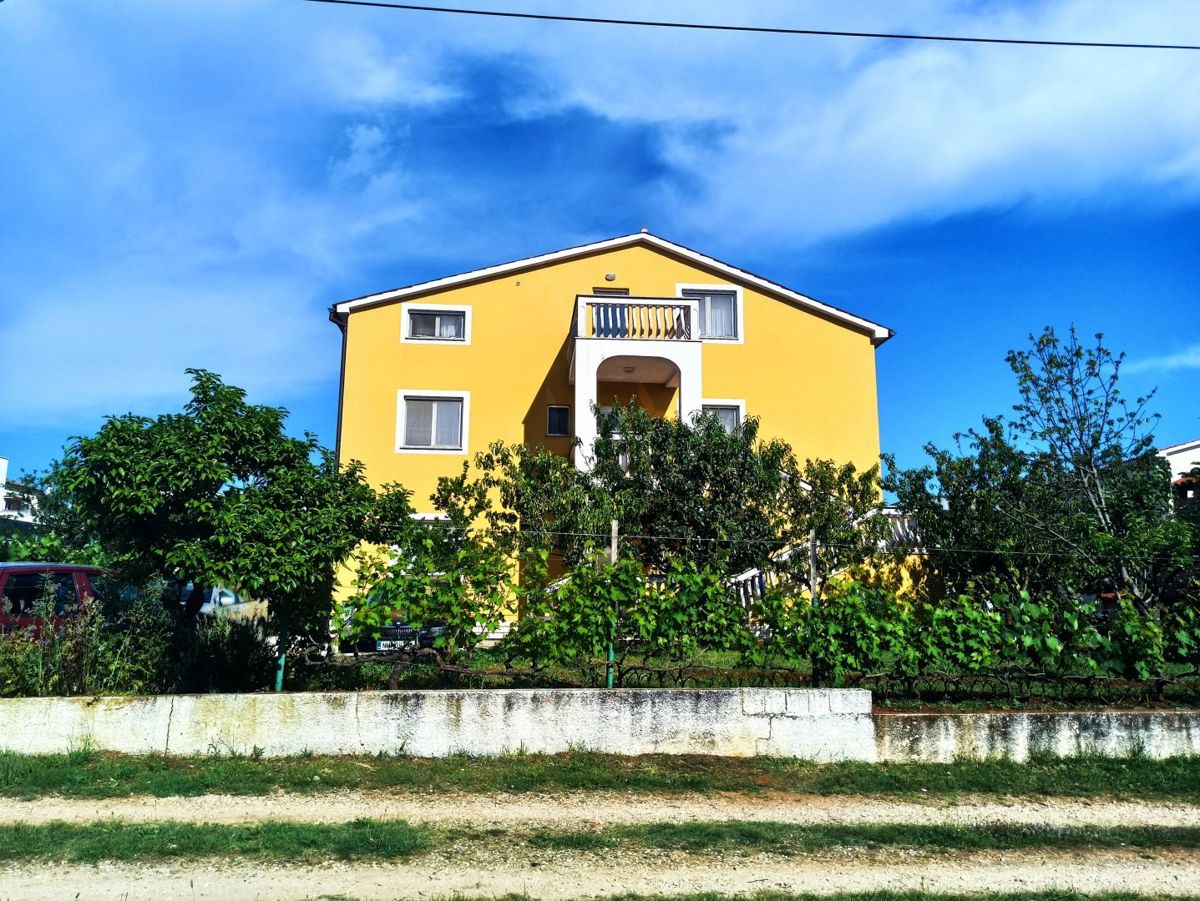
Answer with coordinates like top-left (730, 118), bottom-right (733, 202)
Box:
top-left (575, 295), bottom-right (697, 341)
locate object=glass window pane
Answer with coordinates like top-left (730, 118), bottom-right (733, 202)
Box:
top-left (683, 290), bottom-right (737, 338)
top-left (437, 313), bottom-right (465, 339)
top-left (433, 399), bottom-right (462, 447)
top-left (706, 294), bottom-right (736, 338)
top-left (547, 406), bottom-right (570, 436)
top-left (404, 399), bottom-right (434, 446)
top-left (410, 312), bottom-right (437, 337)
top-left (704, 405), bottom-right (740, 433)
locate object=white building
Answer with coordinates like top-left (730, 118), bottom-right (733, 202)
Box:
top-left (0, 457), bottom-right (37, 525)
top-left (1160, 439), bottom-right (1200, 482)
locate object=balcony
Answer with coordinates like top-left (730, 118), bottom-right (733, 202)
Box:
top-left (570, 295), bottom-right (703, 469)
top-left (574, 296), bottom-right (698, 342)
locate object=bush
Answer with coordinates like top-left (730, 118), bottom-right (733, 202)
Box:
top-left (0, 580), bottom-right (274, 697)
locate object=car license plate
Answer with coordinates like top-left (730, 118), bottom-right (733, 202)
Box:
top-left (376, 640), bottom-right (407, 651)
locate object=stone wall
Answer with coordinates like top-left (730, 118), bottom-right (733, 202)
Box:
top-left (875, 710), bottom-right (1200, 762)
top-left (3, 690), bottom-right (1198, 760)
top-left (0, 689), bottom-right (874, 759)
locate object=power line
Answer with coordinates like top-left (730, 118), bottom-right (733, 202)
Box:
top-left (393, 520), bottom-right (1200, 562)
top-left (300, 0), bottom-right (1200, 52)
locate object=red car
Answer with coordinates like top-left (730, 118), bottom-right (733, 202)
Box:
top-left (0, 562), bottom-right (105, 634)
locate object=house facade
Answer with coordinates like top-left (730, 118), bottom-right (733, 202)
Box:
top-left (331, 232), bottom-right (892, 512)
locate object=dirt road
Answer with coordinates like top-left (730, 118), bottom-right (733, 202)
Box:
top-left (4, 790), bottom-right (1200, 829)
top-left (2, 792), bottom-right (1199, 899)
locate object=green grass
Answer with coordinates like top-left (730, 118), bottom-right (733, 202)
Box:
top-left (1, 748), bottom-right (1199, 801)
top-left (524, 820), bottom-right (1200, 854)
top-left (0, 818), bottom-right (431, 864)
top-left (3, 819), bottom-right (1199, 865)
top-left (446, 895), bottom-right (1196, 901)
top-left (616, 897), bottom-right (1198, 901)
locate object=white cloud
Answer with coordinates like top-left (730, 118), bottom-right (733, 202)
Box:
top-left (313, 29), bottom-right (458, 107)
top-left (1127, 344), bottom-right (1200, 374)
top-left (504, 0), bottom-right (1200, 245)
top-left (0, 270), bottom-right (336, 425)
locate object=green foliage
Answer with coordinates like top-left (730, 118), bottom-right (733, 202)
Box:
top-left (0, 579), bottom-right (273, 697)
top-left (472, 402), bottom-right (794, 575)
top-left (798, 583), bottom-right (914, 685)
top-left (888, 327), bottom-right (1192, 608)
top-left (775, 457), bottom-right (891, 604)
top-left (1109, 598), bottom-right (1166, 681)
top-left (50, 370), bottom-right (377, 638)
top-left (915, 591), bottom-right (1003, 675)
top-left (506, 557), bottom-right (755, 684)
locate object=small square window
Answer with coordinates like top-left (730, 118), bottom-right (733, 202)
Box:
top-left (547, 405), bottom-right (570, 437)
top-left (703, 404), bottom-right (741, 433)
top-left (407, 309), bottom-right (466, 341)
top-left (403, 396), bottom-right (463, 448)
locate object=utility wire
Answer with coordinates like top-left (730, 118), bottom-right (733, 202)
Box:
top-left (300, 0), bottom-right (1200, 52)
top-left (392, 521), bottom-right (1200, 562)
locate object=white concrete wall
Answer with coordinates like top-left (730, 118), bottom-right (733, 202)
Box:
top-left (5, 692), bottom-right (1198, 761)
top-left (875, 711), bottom-right (1200, 762)
top-left (0, 689), bottom-right (874, 760)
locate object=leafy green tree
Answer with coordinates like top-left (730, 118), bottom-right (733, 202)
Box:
top-left (776, 456), bottom-right (890, 604)
top-left (1005, 326), bottom-right (1189, 607)
top-left (887, 418), bottom-right (1075, 598)
top-left (890, 327), bottom-right (1191, 609)
top-left (52, 370), bottom-right (376, 642)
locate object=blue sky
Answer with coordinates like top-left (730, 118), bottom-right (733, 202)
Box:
top-left (2, 0), bottom-right (1198, 481)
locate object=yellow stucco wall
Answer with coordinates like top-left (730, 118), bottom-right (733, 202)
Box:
top-left (338, 243), bottom-right (883, 511)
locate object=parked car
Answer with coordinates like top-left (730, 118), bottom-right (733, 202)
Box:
top-left (193, 585), bottom-right (268, 621)
top-left (0, 562), bottom-right (105, 633)
top-left (344, 618), bottom-right (447, 654)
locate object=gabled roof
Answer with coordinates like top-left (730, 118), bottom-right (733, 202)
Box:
top-left (331, 231), bottom-right (894, 345)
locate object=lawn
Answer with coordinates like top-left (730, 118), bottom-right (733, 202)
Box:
top-left (1, 748), bottom-right (1197, 800)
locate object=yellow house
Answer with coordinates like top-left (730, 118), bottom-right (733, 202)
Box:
top-left (330, 232), bottom-right (892, 514)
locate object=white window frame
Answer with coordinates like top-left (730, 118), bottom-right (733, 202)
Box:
top-left (701, 398), bottom-right (746, 432)
top-left (676, 283), bottom-right (744, 344)
top-left (395, 389), bottom-right (470, 454)
top-left (546, 405), bottom-right (571, 437)
top-left (400, 303), bottom-right (472, 345)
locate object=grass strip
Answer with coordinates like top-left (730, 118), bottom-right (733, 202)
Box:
top-left (434, 894), bottom-right (1199, 901)
top-left (497, 894), bottom-right (1200, 901)
top-left (524, 820), bottom-right (1200, 855)
top-left (2, 749), bottom-right (1199, 801)
top-left (0, 818), bottom-right (431, 864)
top-left (3, 819), bottom-right (1200, 864)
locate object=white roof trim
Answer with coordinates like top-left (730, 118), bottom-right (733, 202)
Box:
top-left (333, 232), bottom-right (893, 344)
top-left (1160, 438), bottom-right (1200, 455)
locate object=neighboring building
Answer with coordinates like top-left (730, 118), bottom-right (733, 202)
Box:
top-left (1161, 439), bottom-right (1200, 509)
top-left (0, 457), bottom-right (38, 525)
top-left (331, 231), bottom-right (892, 514)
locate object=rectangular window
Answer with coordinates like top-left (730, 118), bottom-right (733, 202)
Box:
top-left (547, 405), bottom-right (570, 437)
top-left (591, 287), bottom-right (630, 296)
top-left (683, 289), bottom-right (738, 339)
top-left (402, 396), bottom-right (463, 448)
top-left (703, 404), bottom-right (741, 433)
top-left (408, 310), bottom-right (465, 340)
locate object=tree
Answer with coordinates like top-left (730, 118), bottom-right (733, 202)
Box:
top-left (470, 401), bottom-right (793, 575)
top-left (52, 370), bottom-right (377, 642)
top-left (776, 456), bottom-right (891, 604)
top-left (886, 418), bottom-right (1079, 598)
top-left (1005, 326), bottom-right (1188, 607)
top-left (890, 327), bottom-right (1192, 608)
